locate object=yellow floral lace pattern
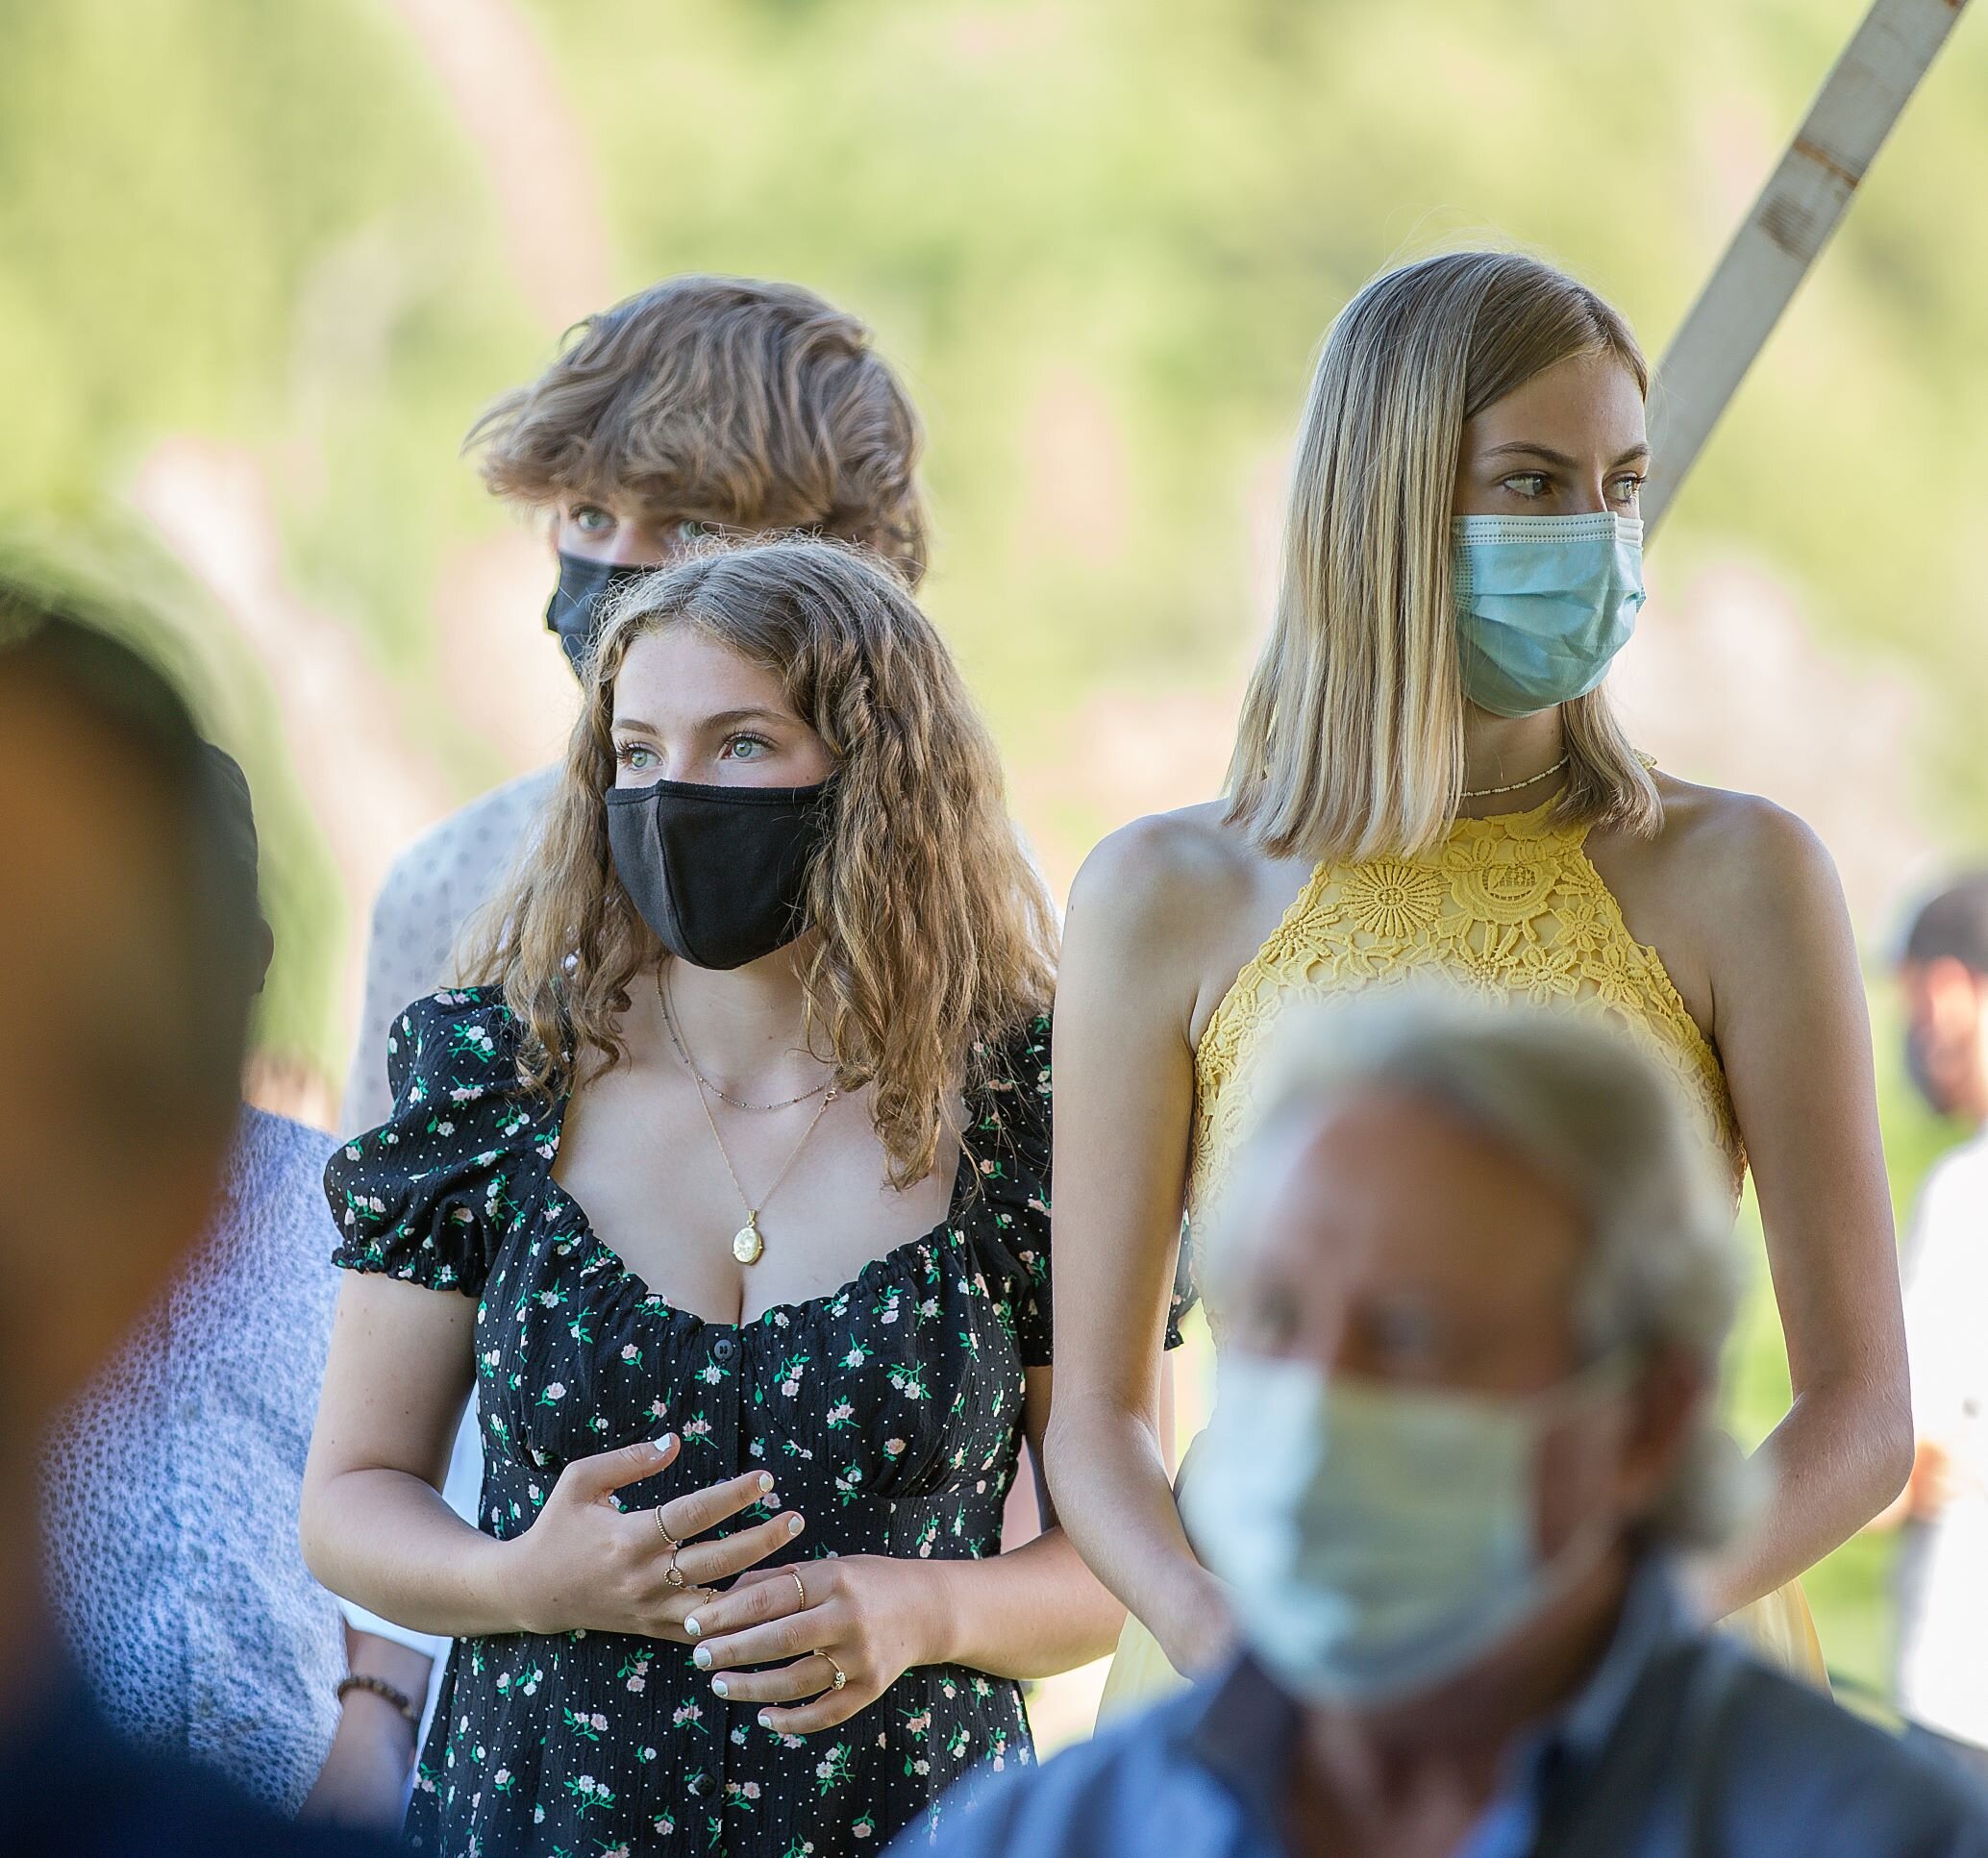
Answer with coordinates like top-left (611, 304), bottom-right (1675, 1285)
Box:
top-left (1190, 799), bottom-right (1745, 1241)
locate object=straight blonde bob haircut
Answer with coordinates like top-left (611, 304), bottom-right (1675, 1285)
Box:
top-left (1228, 251), bottom-right (1662, 861)
top-left (465, 538), bottom-right (1056, 1188)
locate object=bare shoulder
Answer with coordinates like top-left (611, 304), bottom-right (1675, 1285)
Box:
top-left (1640, 772), bottom-right (1842, 916)
top-left (1065, 802), bottom-right (1262, 956)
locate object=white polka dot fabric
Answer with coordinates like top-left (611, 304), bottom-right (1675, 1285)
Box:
top-left (39, 1107), bottom-right (348, 1814)
top-left (341, 767), bottom-right (557, 1138)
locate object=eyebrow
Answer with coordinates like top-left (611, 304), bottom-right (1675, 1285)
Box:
top-left (612, 707), bottom-right (792, 736)
top-left (1479, 441), bottom-right (1652, 470)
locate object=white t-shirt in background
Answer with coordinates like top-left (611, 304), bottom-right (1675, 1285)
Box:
top-left (1897, 1129), bottom-right (1988, 1749)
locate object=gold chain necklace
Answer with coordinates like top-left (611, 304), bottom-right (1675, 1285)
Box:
top-left (657, 968), bottom-right (832, 1111)
top-left (660, 967), bottom-right (836, 1265)
top-left (1460, 754), bottom-right (1569, 802)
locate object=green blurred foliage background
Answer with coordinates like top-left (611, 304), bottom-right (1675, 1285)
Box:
top-left (6, 0), bottom-right (1985, 1720)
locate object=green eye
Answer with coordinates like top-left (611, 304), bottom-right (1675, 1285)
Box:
top-left (573, 505), bottom-right (614, 533)
top-left (676, 519), bottom-right (708, 543)
top-left (1503, 473), bottom-right (1549, 499)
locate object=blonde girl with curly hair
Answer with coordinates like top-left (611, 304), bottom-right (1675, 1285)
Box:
top-left (304, 539), bottom-right (1121, 1857)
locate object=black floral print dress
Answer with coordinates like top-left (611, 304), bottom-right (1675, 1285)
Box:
top-left (326, 987), bottom-right (1131, 1858)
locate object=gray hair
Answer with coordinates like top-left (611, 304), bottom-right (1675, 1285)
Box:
top-left (1215, 988), bottom-right (1753, 1549)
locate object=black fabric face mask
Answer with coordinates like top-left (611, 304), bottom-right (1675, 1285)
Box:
top-left (545, 553), bottom-right (651, 678)
top-left (605, 777), bottom-right (835, 970)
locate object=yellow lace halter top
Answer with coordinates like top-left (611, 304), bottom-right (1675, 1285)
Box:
top-left (1188, 792), bottom-right (1746, 1252)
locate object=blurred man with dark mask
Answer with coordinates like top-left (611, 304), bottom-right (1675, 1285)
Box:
top-left (343, 276), bottom-right (928, 1137)
top-left (0, 574), bottom-right (388, 1854)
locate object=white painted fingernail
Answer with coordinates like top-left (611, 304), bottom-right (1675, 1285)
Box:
top-left (758, 1473), bottom-right (775, 1493)
top-left (786, 1514), bottom-right (805, 1536)
top-left (684, 1616), bottom-right (701, 1638)
top-left (693, 1646), bottom-right (712, 1669)
top-left (712, 1678), bottom-right (729, 1698)
top-left (758, 1711), bottom-right (772, 1728)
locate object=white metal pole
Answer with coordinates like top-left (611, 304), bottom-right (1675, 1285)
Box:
top-left (1645, 0), bottom-right (1971, 536)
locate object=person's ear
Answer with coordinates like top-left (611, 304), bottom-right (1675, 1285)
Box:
top-left (1615, 1346), bottom-right (1702, 1518)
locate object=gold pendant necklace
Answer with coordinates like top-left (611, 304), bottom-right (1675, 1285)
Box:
top-left (662, 966), bottom-right (837, 1266)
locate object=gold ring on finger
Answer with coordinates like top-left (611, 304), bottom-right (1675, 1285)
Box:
top-left (789, 1570), bottom-right (808, 1610)
top-left (664, 1545), bottom-right (687, 1589)
top-left (816, 1650), bottom-right (848, 1693)
top-left (655, 1507), bottom-right (681, 1550)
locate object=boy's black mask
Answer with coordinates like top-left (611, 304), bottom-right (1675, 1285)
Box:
top-left (545, 554), bottom-right (650, 677)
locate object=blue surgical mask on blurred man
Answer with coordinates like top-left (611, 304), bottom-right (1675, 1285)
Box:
top-left (1452, 511), bottom-right (1645, 717)
top-left (1182, 1350), bottom-right (1628, 1705)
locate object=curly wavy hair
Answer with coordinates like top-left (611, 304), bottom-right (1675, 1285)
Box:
top-left (466, 538), bottom-right (1056, 1187)
top-left (464, 276), bottom-right (929, 585)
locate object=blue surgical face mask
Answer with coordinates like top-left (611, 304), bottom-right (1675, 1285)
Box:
top-left (1181, 1350), bottom-right (1627, 1707)
top-left (1452, 511), bottom-right (1645, 718)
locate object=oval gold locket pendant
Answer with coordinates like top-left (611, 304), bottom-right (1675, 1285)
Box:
top-left (732, 1217), bottom-right (764, 1266)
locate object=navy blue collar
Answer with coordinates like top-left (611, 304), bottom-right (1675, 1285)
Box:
top-left (1177, 1556), bottom-right (1687, 1833)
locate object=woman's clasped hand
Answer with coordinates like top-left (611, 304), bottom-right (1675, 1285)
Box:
top-left (501, 1434), bottom-right (938, 1735)
top-left (685, 1553), bottom-right (946, 1735)
top-left (501, 1435), bottom-right (806, 1644)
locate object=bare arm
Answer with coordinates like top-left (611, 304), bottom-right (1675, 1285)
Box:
top-left (687, 1368), bottom-right (1126, 1734)
top-left (1041, 823), bottom-right (1232, 1676)
top-left (301, 1273), bottom-right (797, 1640)
top-left (923, 1368), bottom-right (1125, 1678)
top-left (298, 1625), bottom-right (431, 1829)
top-left (1697, 804), bottom-right (1911, 1610)
top-left (301, 1274), bottom-right (511, 1634)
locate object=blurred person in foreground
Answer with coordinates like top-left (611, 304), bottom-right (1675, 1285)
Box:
top-left (37, 743), bottom-right (429, 1828)
top-left (1872, 874), bottom-right (1988, 1781)
top-left (337, 278), bottom-right (933, 1736)
top-left (0, 576), bottom-right (390, 1853)
top-left (911, 997), bottom-right (1988, 1858)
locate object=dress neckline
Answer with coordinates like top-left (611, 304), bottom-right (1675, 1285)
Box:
top-left (536, 1086), bottom-right (984, 1336)
top-left (1191, 802), bottom-right (1720, 1094)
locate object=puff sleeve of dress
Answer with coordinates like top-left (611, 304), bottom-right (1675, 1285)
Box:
top-left (325, 987), bottom-right (550, 1299)
top-left (970, 1012), bottom-right (1190, 1363)
top-left (966, 1016), bottom-right (1057, 1369)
